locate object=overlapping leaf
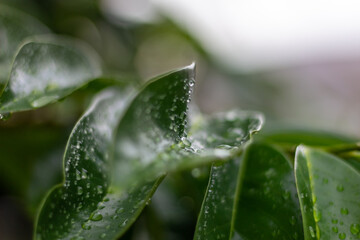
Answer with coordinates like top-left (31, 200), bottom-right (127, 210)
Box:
top-left (35, 65), bottom-right (191, 239)
top-left (0, 35), bottom-right (102, 114)
top-left (0, 4), bottom-right (49, 92)
top-left (113, 109), bottom-right (264, 190)
top-left (194, 142), bottom-right (304, 240)
top-left (295, 146), bottom-right (360, 240)
top-left (35, 64), bottom-right (267, 239)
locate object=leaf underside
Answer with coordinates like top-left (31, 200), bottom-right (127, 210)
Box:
top-left (0, 4), bottom-right (49, 92)
top-left (0, 35), bottom-right (101, 113)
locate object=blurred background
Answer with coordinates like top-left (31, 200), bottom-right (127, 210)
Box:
top-left (1, 0), bottom-right (360, 239)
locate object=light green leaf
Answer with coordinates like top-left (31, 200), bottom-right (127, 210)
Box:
top-left (194, 142), bottom-right (304, 240)
top-left (0, 4), bottom-right (49, 92)
top-left (113, 109), bottom-right (264, 190)
top-left (295, 146), bottom-right (360, 240)
top-left (0, 35), bottom-right (101, 114)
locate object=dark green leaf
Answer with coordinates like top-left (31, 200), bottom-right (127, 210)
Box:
top-left (194, 157), bottom-right (242, 240)
top-left (194, 142), bottom-right (304, 240)
top-left (35, 65), bottom-right (195, 240)
top-left (295, 146), bottom-right (360, 240)
top-left (0, 4), bottom-right (49, 92)
top-left (0, 35), bottom-right (101, 114)
top-left (234, 143), bottom-right (303, 240)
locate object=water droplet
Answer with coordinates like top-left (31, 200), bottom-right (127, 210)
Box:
top-left (336, 185), bottom-right (344, 192)
top-left (97, 185), bottom-right (103, 194)
top-left (81, 221), bottom-right (91, 230)
top-left (31, 95), bottom-right (59, 108)
top-left (121, 219), bottom-right (128, 227)
top-left (338, 232), bottom-right (346, 239)
top-left (332, 219), bottom-right (338, 224)
top-left (97, 202), bottom-right (105, 210)
top-left (81, 169), bottom-right (87, 179)
top-left (191, 168), bottom-right (201, 178)
top-left (76, 169), bottom-right (81, 181)
top-left (89, 212), bottom-right (103, 221)
top-left (340, 208), bottom-right (349, 215)
top-left (180, 137), bottom-right (191, 147)
top-left (116, 208), bottom-right (124, 214)
top-left (100, 233), bottom-right (106, 239)
top-left (77, 186), bottom-right (83, 195)
top-left (45, 83), bottom-right (58, 91)
top-left (350, 223), bottom-right (360, 235)
top-left (314, 209), bottom-right (321, 222)
top-left (312, 195), bottom-right (317, 204)
top-left (309, 226), bottom-right (316, 238)
top-left (282, 191), bottom-right (290, 200)
top-left (332, 226), bottom-right (339, 233)
top-left (322, 178), bottom-right (328, 184)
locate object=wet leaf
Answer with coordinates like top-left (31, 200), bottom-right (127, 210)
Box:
top-left (35, 65), bottom-right (194, 240)
top-left (35, 64), bottom-right (266, 239)
top-left (194, 143), bottom-right (304, 240)
top-left (0, 35), bottom-right (101, 114)
top-left (0, 4), bottom-right (49, 92)
top-left (114, 110), bottom-right (264, 190)
top-left (295, 146), bottom-right (360, 240)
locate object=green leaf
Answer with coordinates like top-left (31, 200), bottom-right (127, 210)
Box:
top-left (234, 143), bottom-right (303, 239)
top-left (194, 157), bottom-right (242, 240)
top-left (35, 87), bottom-right (133, 240)
top-left (0, 4), bottom-right (49, 92)
top-left (0, 35), bottom-right (101, 114)
top-left (194, 142), bottom-right (304, 240)
top-left (35, 63), bottom-right (266, 239)
top-left (295, 146), bottom-right (360, 240)
top-left (113, 109), bottom-right (264, 190)
top-left (35, 65), bottom-right (195, 240)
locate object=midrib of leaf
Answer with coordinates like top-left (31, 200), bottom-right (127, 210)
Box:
top-left (296, 146), bottom-right (360, 240)
top-left (193, 113), bottom-right (264, 240)
top-left (229, 143), bottom-right (251, 240)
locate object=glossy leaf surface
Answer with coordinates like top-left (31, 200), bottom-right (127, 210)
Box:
top-left (295, 146), bottom-right (360, 240)
top-left (114, 109), bottom-right (264, 190)
top-left (0, 5), bottom-right (49, 91)
top-left (193, 112), bottom-right (263, 240)
top-left (234, 143), bottom-right (303, 240)
top-left (0, 35), bottom-right (101, 113)
top-left (195, 142), bottom-right (303, 240)
top-left (36, 65), bottom-right (195, 239)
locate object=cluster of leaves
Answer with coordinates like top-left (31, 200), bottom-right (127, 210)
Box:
top-left (1, 4), bottom-right (359, 240)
